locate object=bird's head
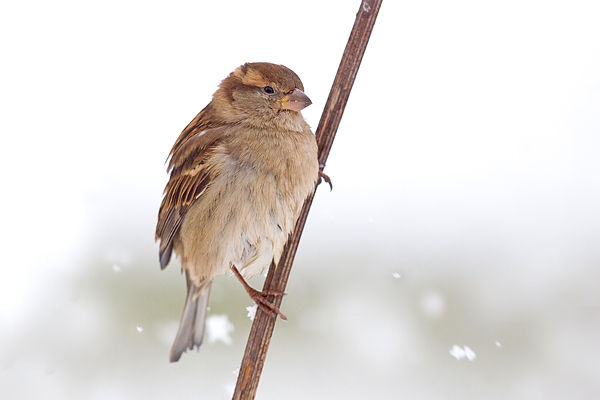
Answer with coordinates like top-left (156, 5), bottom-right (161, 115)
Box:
top-left (212, 62), bottom-right (312, 128)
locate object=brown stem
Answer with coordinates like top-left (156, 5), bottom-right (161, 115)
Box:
top-left (232, 1), bottom-right (383, 398)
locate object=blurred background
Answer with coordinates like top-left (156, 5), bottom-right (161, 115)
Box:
top-left (1, 0), bottom-right (600, 398)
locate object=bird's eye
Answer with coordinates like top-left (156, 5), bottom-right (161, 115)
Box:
top-left (263, 86), bottom-right (275, 94)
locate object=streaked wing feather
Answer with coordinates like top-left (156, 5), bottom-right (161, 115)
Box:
top-left (156, 105), bottom-right (225, 269)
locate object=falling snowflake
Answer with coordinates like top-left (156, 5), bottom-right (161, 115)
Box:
top-left (206, 314), bottom-right (235, 345)
top-left (246, 304), bottom-right (258, 321)
top-left (449, 345), bottom-right (476, 361)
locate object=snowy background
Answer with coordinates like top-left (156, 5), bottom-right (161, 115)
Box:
top-left (2, 0), bottom-right (600, 399)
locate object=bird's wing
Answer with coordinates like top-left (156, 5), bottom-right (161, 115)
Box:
top-left (156, 106), bottom-right (226, 269)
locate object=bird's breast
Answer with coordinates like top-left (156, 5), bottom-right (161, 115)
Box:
top-left (177, 125), bottom-right (318, 284)
top-left (228, 127), bottom-right (319, 203)
top-left (226, 127), bottom-right (318, 260)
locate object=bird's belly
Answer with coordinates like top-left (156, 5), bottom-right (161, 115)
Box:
top-left (177, 159), bottom-right (303, 286)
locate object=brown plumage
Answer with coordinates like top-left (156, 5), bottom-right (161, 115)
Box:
top-left (156, 62), bottom-right (319, 362)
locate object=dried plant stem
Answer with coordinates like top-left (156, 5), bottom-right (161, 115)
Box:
top-left (232, 1), bottom-right (383, 398)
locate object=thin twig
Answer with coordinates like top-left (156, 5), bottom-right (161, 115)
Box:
top-left (232, 1), bottom-right (383, 398)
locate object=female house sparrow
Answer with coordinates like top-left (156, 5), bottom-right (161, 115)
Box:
top-left (156, 62), bottom-right (319, 362)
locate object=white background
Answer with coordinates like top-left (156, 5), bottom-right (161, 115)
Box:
top-left (1, 0), bottom-right (600, 399)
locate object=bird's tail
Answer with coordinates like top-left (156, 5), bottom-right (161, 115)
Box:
top-left (170, 275), bottom-right (212, 363)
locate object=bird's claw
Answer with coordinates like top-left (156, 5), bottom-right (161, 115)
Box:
top-left (230, 265), bottom-right (288, 320)
top-left (248, 289), bottom-right (288, 321)
top-left (318, 167), bottom-right (332, 191)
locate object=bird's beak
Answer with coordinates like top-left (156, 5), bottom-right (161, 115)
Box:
top-left (279, 88), bottom-right (312, 112)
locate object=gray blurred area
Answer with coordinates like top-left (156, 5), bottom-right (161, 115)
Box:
top-left (2, 0), bottom-right (600, 399)
top-left (3, 166), bottom-right (600, 399)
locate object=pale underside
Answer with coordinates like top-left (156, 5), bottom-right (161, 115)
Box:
top-left (173, 123), bottom-right (319, 296)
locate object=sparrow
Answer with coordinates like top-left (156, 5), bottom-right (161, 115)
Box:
top-left (156, 62), bottom-right (319, 362)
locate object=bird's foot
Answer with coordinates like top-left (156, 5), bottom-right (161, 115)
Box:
top-left (318, 165), bottom-right (332, 190)
top-left (230, 265), bottom-right (288, 321)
